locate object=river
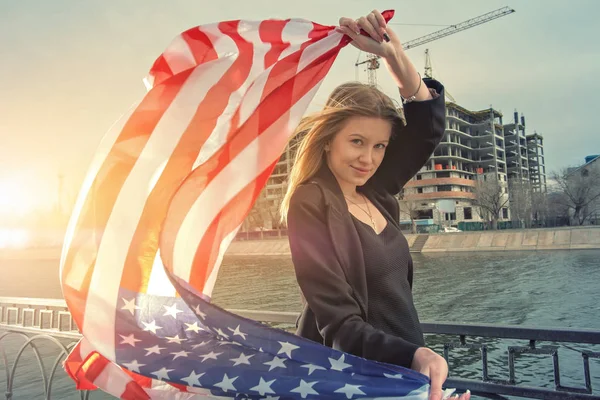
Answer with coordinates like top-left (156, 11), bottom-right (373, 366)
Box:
top-left (1, 249), bottom-right (600, 398)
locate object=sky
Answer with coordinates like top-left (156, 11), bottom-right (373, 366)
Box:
top-left (0, 0), bottom-right (599, 213)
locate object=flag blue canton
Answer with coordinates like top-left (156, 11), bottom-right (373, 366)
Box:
top-left (113, 278), bottom-right (429, 399)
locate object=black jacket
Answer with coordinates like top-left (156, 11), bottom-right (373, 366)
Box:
top-left (286, 79), bottom-right (446, 368)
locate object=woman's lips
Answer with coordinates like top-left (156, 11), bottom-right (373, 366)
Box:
top-left (351, 166), bottom-right (370, 175)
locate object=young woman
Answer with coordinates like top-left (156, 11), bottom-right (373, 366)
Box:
top-left (281, 10), bottom-right (470, 400)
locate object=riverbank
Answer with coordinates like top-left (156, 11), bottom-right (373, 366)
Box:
top-left (225, 226), bottom-right (600, 255)
top-left (0, 227), bottom-right (598, 260)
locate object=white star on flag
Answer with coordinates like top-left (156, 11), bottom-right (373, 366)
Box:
top-left (250, 377), bottom-right (276, 396)
top-left (264, 356), bottom-right (287, 371)
top-left (230, 352), bottom-right (254, 366)
top-left (290, 379), bottom-right (319, 399)
top-left (120, 298), bottom-right (141, 315)
top-left (151, 367), bottom-right (174, 381)
top-left (191, 341), bottom-right (209, 349)
top-left (163, 303), bottom-right (183, 318)
top-left (329, 354), bottom-right (352, 371)
top-left (384, 373), bottom-right (405, 379)
top-left (334, 384), bottom-right (366, 399)
top-left (119, 333), bottom-right (141, 347)
top-left (199, 351), bottom-right (222, 362)
top-left (141, 320), bottom-right (162, 334)
top-left (122, 360), bottom-right (145, 373)
top-left (193, 304), bottom-right (207, 319)
top-left (214, 374), bottom-right (238, 392)
top-left (181, 370), bottom-right (204, 387)
top-left (185, 322), bottom-right (203, 333)
top-left (171, 350), bottom-right (190, 360)
top-left (144, 345), bottom-right (166, 356)
top-left (301, 363), bottom-right (327, 375)
top-left (278, 341), bottom-right (300, 358)
top-left (214, 328), bottom-right (229, 339)
top-left (228, 325), bottom-right (247, 340)
top-left (165, 335), bottom-right (186, 344)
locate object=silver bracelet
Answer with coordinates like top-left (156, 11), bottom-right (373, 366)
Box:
top-left (401, 72), bottom-right (422, 104)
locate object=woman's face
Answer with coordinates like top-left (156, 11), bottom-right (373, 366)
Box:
top-left (326, 116), bottom-right (392, 191)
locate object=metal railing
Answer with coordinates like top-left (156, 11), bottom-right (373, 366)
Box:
top-left (1, 297), bottom-right (599, 399)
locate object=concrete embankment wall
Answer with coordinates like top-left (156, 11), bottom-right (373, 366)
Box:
top-left (418, 226), bottom-right (600, 253)
top-left (225, 226), bottom-right (600, 256)
top-left (3, 227), bottom-right (597, 260)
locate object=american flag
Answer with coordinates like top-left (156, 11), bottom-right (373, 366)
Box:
top-left (60, 11), bottom-right (433, 399)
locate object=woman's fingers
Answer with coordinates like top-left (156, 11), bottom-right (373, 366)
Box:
top-left (339, 17), bottom-right (360, 34)
top-left (366, 12), bottom-right (385, 41)
top-left (336, 26), bottom-right (358, 40)
top-left (357, 15), bottom-right (382, 42)
top-left (373, 9), bottom-right (388, 31)
top-left (371, 10), bottom-right (389, 41)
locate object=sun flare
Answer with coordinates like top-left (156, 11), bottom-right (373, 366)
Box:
top-left (0, 178), bottom-right (37, 217)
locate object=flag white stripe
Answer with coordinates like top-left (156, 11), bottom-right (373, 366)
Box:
top-left (60, 104), bottom-right (137, 284)
top-left (298, 30), bottom-right (343, 71)
top-left (172, 83), bottom-right (322, 285)
top-left (82, 56), bottom-right (234, 360)
top-left (93, 362), bottom-right (131, 399)
top-left (202, 224), bottom-right (242, 297)
top-left (162, 35), bottom-right (197, 76)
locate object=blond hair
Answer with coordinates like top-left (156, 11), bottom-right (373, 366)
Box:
top-left (280, 82), bottom-right (404, 223)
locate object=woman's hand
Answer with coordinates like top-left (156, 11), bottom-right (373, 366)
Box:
top-left (337, 10), bottom-right (431, 101)
top-left (337, 10), bottom-right (401, 60)
top-left (411, 347), bottom-right (471, 400)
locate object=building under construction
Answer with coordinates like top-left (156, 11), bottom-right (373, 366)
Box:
top-left (402, 102), bottom-right (547, 230)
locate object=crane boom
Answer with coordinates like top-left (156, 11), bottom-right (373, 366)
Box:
top-left (403, 6), bottom-right (515, 50)
top-left (355, 6), bottom-right (515, 82)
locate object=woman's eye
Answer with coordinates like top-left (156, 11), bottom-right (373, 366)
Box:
top-left (351, 139), bottom-right (363, 145)
top-left (375, 144), bottom-right (387, 149)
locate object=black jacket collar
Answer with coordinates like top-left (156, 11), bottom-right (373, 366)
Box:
top-left (310, 163), bottom-right (400, 229)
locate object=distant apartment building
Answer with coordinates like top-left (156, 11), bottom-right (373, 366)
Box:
top-left (526, 132), bottom-right (547, 193)
top-left (503, 111), bottom-right (547, 192)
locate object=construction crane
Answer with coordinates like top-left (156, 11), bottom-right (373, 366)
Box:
top-left (356, 6), bottom-right (515, 86)
top-left (424, 48), bottom-right (457, 103)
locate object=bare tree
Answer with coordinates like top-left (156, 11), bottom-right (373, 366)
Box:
top-left (531, 190), bottom-right (550, 227)
top-left (473, 175), bottom-right (510, 230)
top-left (398, 196), bottom-right (420, 234)
top-left (550, 163), bottom-right (600, 225)
top-left (508, 178), bottom-right (533, 228)
top-left (245, 190), bottom-right (274, 231)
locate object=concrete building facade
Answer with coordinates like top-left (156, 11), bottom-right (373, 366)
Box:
top-left (402, 103), bottom-right (511, 229)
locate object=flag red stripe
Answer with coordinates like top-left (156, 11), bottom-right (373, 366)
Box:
top-left (121, 381), bottom-right (151, 400)
top-left (189, 162), bottom-right (277, 290)
top-left (119, 21), bottom-right (257, 294)
top-left (180, 28), bottom-right (219, 71)
top-left (260, 19), bottom-right (290, 68)
top-left (147, 55), bottom-right (175, 89)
